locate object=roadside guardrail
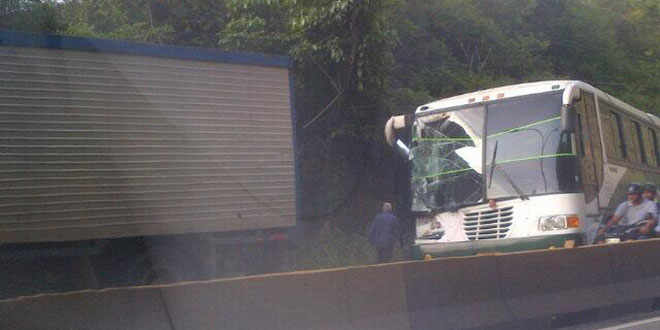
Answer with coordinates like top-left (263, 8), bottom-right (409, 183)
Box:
top-left (3, 239), bottom-right (660, 329)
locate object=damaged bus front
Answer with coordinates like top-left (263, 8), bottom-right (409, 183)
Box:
top-left (386, 82), bottom-right (585, 258)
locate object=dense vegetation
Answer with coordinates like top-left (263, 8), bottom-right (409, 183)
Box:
top-left (2, 0), bottom-right (659, 239)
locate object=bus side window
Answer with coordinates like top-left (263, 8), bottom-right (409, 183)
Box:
top-left (576, 113), bottom-right (586, 156)
top-left (611, 111), bottom-right (627, 159)
top-left (633, 121), bottom-right (647, 164)
top-left (601, 111), bottom-right (617, 159)
top-left (651, 128), bottom-right (660, 167)
top-left (643, 126), bottom-right (656, 167)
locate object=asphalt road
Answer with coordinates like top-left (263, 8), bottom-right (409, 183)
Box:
top-left (560, 310), bottom-right (660, 330)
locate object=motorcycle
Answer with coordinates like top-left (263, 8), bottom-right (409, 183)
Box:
top-left (593, 213), bottom-right (655, 244)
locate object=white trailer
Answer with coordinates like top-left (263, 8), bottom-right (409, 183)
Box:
top-left (0, 30), bottom-right (299, 284)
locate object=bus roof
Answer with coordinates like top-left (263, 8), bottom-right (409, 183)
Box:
top-left (416, 80), bottom-right (659, 126)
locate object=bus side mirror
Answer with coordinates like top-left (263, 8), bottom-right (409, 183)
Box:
top-left (561, 105), bottom-right (576, 133)
top-left (385, 114), bottom-right (413, 159)
top-left (395, 139), bottom-right (410, 158)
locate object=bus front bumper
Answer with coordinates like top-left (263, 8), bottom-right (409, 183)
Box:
top-left (412, 233), bottom-right (584, 259)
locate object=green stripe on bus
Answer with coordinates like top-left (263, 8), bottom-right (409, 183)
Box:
top-left (412, 152), bottom-right (575, 179)
top-left (413, 137), bottom-right (473, 142)
top-left (412, 116), bottom-right (560, 142)
top-left (413, 167), bottom-right (474, 179)
top-left (488, 116), bottom-right (560, 138)
top-left (493, 152), bottom-right (576, 165)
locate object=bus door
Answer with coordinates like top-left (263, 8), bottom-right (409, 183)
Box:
top-left (574, 90), bottom-right (603, 209)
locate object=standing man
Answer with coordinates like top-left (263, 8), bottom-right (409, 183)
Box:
top-left (368, 202), bottom-right (400, 263)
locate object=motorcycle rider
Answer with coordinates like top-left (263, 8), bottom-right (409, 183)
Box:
top-left (597, 183), bottom-right (657, 242)
top-left (643, 183), bottom-right (660, 236)
top-left (638, 184), bottom-right (658, 237)
top-left (643, 183), bottom-right (658, 204)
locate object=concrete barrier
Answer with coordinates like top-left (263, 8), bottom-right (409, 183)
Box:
top-left (159, 279), bottom-right (244, 330)
top-left (5, 240), bottom-right (660, 330)
top-left (239, 269), bottom-right (350, 330)
top-left (403, 255), bottom-right (513, 330)
top-left (162, 268), bottom-right (350, 330)
top-left (608, 239), bottom-right (660, 303)
top-left (344, 262), bottom-right (409, 330)
top-left (0, 287), bottom-right (172, 330)
top-left (498, 243), bottom-right (617, 320)
top-left (151, 263), bottom-right (410, 330)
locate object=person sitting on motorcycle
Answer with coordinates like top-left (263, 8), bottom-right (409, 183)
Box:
top-left (597, 183), bottom-right (657, 241)
top-left (643, 183), bottom-right (658, 204)
top-left (643, 183), bottom-right (660, 235)
top-left (640, 183), bottom-right (658, 236)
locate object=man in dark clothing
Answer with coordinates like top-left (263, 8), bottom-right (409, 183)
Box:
top-left (643, 184), bottom-right (660, 235)
top-left (368, 202), bottom-right (400, 263)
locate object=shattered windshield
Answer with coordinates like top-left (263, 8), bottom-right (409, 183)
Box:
top-left (411, 106), bottom-right (485, 212)
top-left (411, 92), bottom-right (580, 212)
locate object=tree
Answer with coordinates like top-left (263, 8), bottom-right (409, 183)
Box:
top-left (0, 0), bottom-right (63, 33)
top-left (220, 0), bottom-right (403, 223)
top-left (57, 0), bottom-right (174, 43)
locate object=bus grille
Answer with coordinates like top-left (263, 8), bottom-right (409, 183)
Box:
top-left (463, 206), bottom-right (514, 240)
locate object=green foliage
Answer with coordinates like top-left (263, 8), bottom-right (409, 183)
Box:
top-left (220, 0), bottom-right (404, 222)
top-left (153, 0), bottom-right (229, 47)
top-left (292, 221), bottom-right (406, 270)
top-left (392, 0), bottom-right (553, 98)
top-left (0, 0), bottom-right (63, 33)
top-left (57, 0), bottom-right (174, 43)
top-left (4, 0), bottom-right (657, 110)
top-left (221, 0), bottom-right (400, 109)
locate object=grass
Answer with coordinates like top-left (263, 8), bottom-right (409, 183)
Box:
top-left (291, 221), bottom-right (408, 271)
top-left (1, 222), bottom-right (411, 299)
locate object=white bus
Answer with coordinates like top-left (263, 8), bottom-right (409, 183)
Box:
top-left (385, 81), bottom-right (660, 258)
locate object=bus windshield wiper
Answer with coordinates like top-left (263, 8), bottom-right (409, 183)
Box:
top-left (488, 141), bottom-right (528, 200)
top-left (488, 141), bottom-right (498, 189)
top-left (498, 166), bottom-right (529, 201)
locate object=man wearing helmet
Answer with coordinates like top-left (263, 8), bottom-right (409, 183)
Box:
top-left (639, 184), bottom-right (659, 236)
top-left (597, 183), bottom-right (658, 241)
top-left (644, 183), bottom-right (660, 235)
top-left (642, 183), bottom-right (657, 203)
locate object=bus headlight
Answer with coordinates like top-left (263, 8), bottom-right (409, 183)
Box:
top-left (538, 215), bottom-right (580, 231)
top-left (417, 217), bottom-right (445, 239)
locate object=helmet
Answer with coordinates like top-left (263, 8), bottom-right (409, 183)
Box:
top-left (643, 183), bottom-right (657, 193)
top-left (627, 183), bottom-right (643, 195)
